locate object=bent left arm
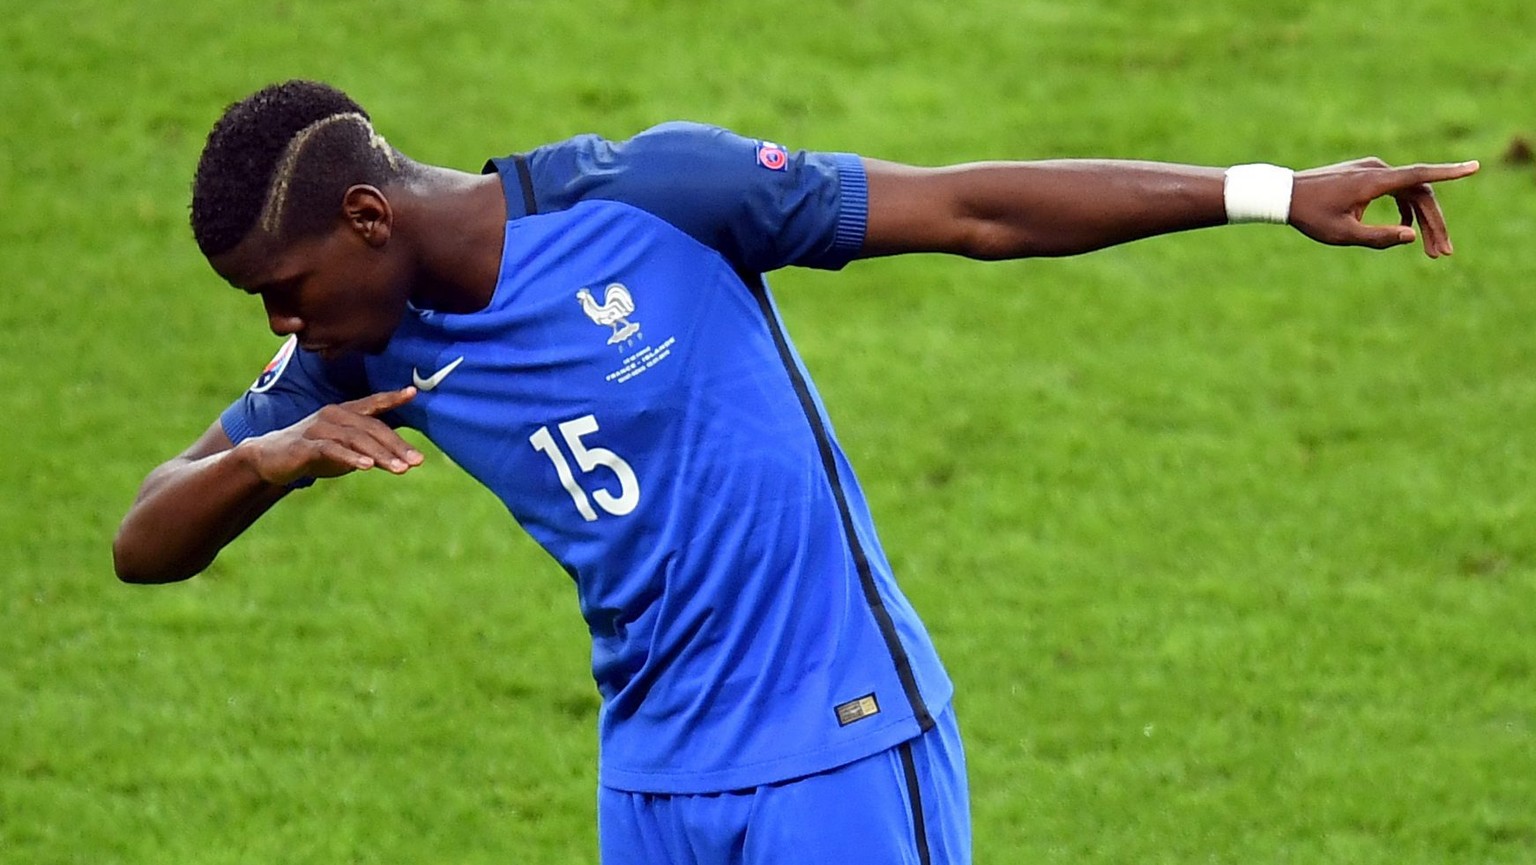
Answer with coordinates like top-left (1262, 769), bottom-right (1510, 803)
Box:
top-left (859, 156), bottom-right (1479, 261)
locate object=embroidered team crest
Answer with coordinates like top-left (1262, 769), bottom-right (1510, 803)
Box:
top-left (577, 283), bottom-right (641, 344)
top-left (250, 335), bottom-right (298, 393)
top-left (756, 141), bottom-right (788, 171)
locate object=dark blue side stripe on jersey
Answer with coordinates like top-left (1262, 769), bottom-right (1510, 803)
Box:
top-left (512, 154), bottom-right (538, 216)
top-left (742, 272), bottom-right (935, 733)
top-left (898, 742), bottom-right (934, 865)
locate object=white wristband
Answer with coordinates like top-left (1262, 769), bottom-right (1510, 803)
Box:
top-left (1224, 163), bottom-right (1294, 225)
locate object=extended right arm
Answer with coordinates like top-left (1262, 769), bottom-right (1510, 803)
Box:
top-left (113, 388), bottom-right (422, 584)
top-left (859, 156), bottom-right (1479, 261)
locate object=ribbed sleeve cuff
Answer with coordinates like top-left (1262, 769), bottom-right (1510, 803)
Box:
top-left (218, 403), bottom-right (314, 490)
top-left (830, 152), bottom-right (868, 262)
top-left (219, 404), bottom-right (256, 445)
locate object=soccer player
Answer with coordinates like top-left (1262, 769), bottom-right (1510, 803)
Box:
top-left (114, 80), bottom-right (1476, 864)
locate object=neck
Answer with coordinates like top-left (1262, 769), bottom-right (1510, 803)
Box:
top-left (396, 164), bottom-right (507, 313)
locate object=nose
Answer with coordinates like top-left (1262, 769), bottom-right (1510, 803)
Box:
top-left (263, 297), bottom-right (304, 337)
top-left (266, 312), bottom-right (304, 338)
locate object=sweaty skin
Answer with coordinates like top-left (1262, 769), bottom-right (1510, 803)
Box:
top-left (113, 154), bottom-right (1478, 583)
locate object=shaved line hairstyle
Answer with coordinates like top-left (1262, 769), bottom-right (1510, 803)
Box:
top-left (190, 80), bottom-right (406, 259)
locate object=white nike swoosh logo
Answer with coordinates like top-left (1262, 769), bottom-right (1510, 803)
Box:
top-left (412, 356), bottom-right (464, 391)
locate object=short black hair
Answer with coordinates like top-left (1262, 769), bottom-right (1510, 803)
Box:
top-left (190, 80), bottom-right (406, 258)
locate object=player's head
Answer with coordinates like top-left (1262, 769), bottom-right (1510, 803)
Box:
top-left (191, 79), bottom-right (406, 258)
top-left (191, 80), bottom-right (418, 357)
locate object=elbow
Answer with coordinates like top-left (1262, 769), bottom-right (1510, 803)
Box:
top-left (114, 555), bottom-right (201, 585)
top-left (111, 544), bottom-right (175, 585)
top-left (112, 524), bottom-right (200, 585)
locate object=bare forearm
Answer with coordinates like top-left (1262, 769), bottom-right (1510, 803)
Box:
top-left (113, 388), bottom-right (423, 583)
top-left (863, 158), bottom-right (1227, 259)
top-left (954, 160), bottom-right (1226, 257)
top-left (113, 443), bottom-right (286, 584)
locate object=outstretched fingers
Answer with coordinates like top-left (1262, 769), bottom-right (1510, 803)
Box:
top-left (309, 388), bottom-right (425, 475)
top-left (335, 387), bottom-right (424, 473)
top-left (344, 386), bottom-right (419, 418)
top-left (315, 438), bottom-right (385, 473)
top-left (1376, 161), bottom-right (1478, 258)
top-left (325, 420), bottom-right (418, 473)
top-left (244, 389), bottom-right (427, 486)
top-left (1373, 160), bottom-right (1481, 195)
top-left (1312, 160), bottom-right (1474, 257)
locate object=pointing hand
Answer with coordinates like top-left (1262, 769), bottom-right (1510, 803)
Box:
top-left (1288, 158), bottom-right (1480, 258)
top-left (237, 387), bottom-right (424, 486)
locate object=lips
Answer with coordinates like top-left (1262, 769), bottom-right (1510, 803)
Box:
top-left (300, 341), bottom-right (341, 360)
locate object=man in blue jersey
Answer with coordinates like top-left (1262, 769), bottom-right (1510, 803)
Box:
top-left (115, 80), bottom-right (1476, 864)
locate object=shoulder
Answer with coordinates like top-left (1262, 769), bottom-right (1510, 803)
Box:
top-left (523, 122), bottom-right (775, 197)
top-left (486, 123), bottom-right (868, 271)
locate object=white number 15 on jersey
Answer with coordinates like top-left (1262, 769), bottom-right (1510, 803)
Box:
top-left (529, 414), bottom-right (640, 522)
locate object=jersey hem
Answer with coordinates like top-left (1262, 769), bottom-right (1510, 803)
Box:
top-left (597, 694), bottom-right (952, 795)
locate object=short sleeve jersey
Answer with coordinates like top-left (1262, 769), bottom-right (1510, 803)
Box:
top-left (221, 122), bottom-right (953, 794)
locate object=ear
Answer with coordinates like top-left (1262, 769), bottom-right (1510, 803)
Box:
top-left (341, 185), bottom-right (392, 247)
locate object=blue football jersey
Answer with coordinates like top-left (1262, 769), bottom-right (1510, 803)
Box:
top-left (221, 122), bottom-right (953, 793)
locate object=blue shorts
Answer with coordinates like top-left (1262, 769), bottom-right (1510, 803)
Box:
top-left (598, 705), bottom-right (970, 865)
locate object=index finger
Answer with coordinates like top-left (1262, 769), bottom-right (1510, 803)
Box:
top-left (342, 386), bottom-right (418, 417)
top-left (1376, 160), bottom-right (1480, 194)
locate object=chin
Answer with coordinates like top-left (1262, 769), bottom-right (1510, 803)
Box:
top-left (360, 335), bottom-right (394, 356)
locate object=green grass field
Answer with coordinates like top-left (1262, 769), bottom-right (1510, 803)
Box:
top-left (5, 0), bottom-right (1536, 862)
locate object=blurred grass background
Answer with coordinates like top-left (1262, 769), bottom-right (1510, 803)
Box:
top-left (3, 0), bottom-right (1535, 862)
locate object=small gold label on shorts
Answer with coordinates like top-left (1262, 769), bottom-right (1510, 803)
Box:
top-left (835, 693), bottom-right (881, 727)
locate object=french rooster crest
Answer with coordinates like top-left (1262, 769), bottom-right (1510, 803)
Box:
top-left (577, 283), bottom-right (641, 344)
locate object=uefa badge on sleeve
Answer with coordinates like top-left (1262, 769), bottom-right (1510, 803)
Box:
top-left (251, 335), bottom-right (298, 393)
top-left (755, 141), bottom-right (788, 171)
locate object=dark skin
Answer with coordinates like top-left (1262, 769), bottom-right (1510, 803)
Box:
top-left (112, 154), bottom-right (1479, 583)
